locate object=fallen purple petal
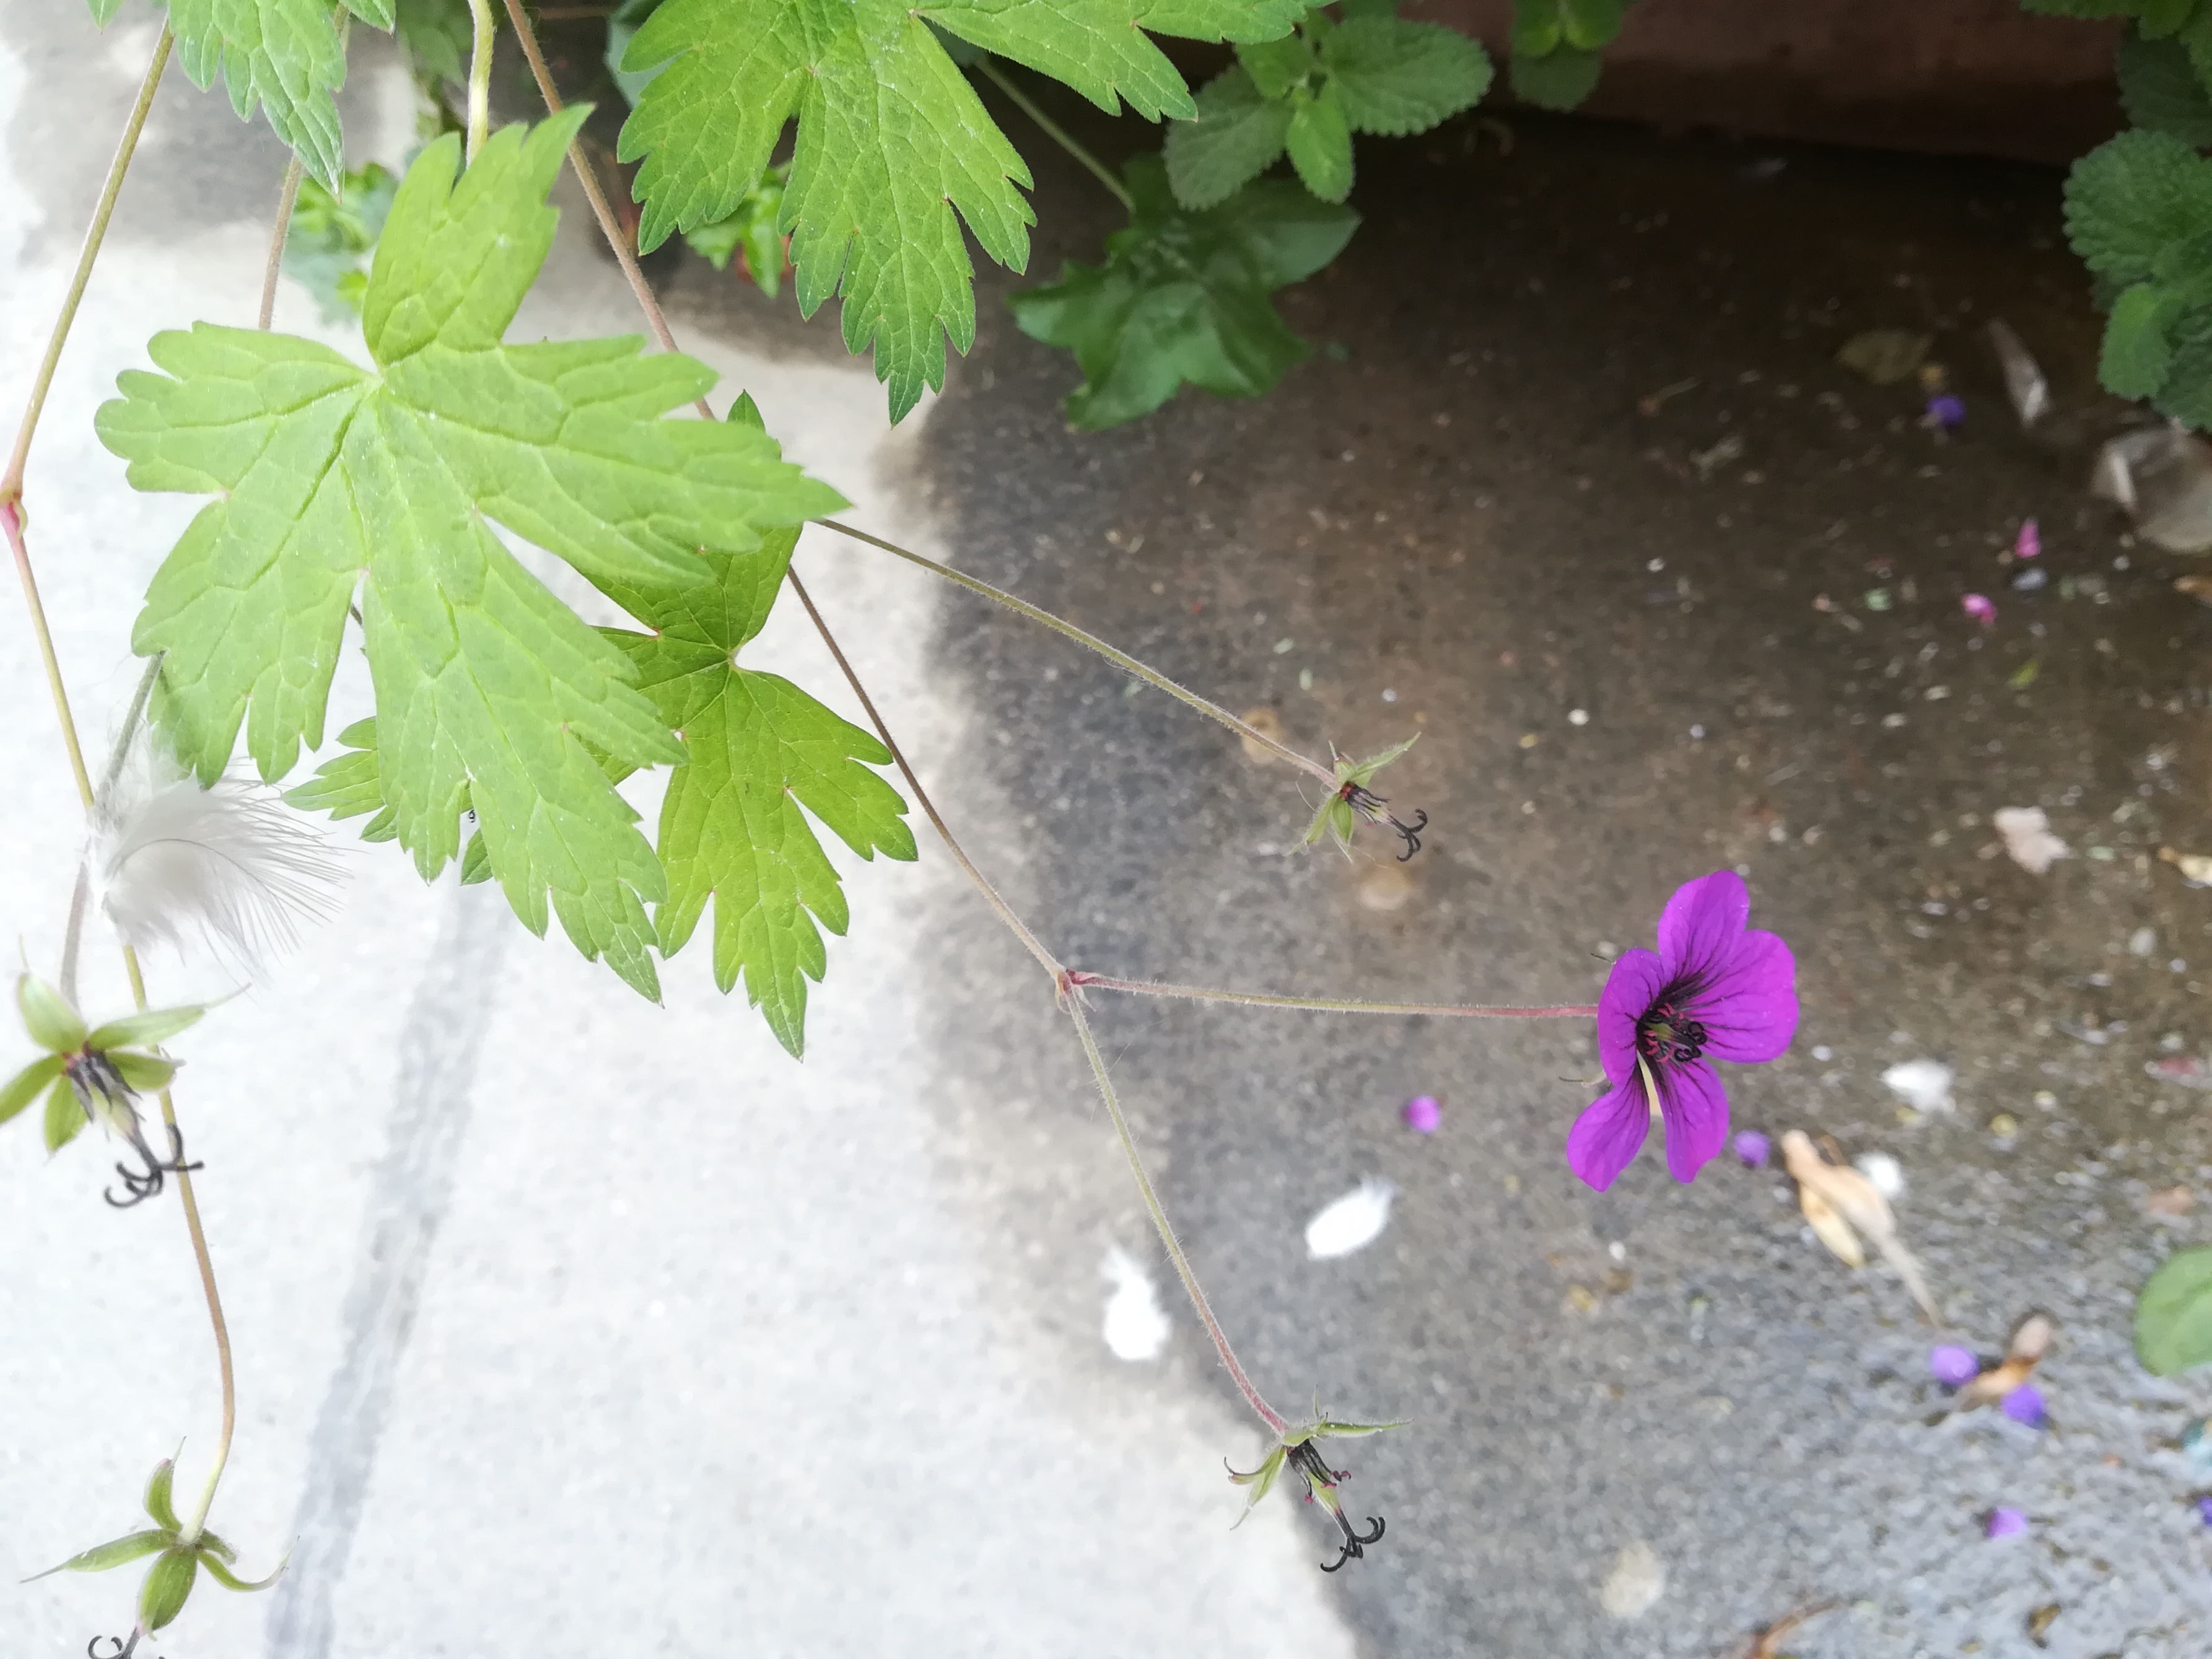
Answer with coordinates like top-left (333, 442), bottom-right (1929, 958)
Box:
top-left (1733, 1129), bottom-right (1771, 1168)
top-left (1930, 1345), bottom-right (1980, 1388)
top-left (2014, 517), bottom-right (2040, 559)
top-left (2197, 1495), bottom-right (2212, 1527)
top-left (2001, 1383), bottom-right (2046, 1427)
top-left (1925, 393), bottom-right (1965, 429)
top-left (1961, 593), bottom-right (1996, 627)
top-left (1403, 1093), bottom-right (1441, 1134)
top-left (1986, 1506), bottom-right (2029, 1539)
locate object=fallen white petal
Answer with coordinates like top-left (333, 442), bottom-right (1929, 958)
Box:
top-left (1598, 1541), bottom-right (1666, 1619)
top-left (1855, 1150), bottom-right (1905, 1200)
top-left (1993, 806), bottom-right (2070, 875)
top-left (1099, 1246), bottom-right (1169, 1362)
top-left (1305, 1176), bottom-right (1396, 1260)
top-left (1882, 1057), bottom-right (1956, 1115)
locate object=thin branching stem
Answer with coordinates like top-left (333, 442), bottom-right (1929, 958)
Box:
top-left (257, 156), bottom-right (304, 330)
top-left (501, 4), bottom-right (1288, 1439)
top-left (465, 0), bottom-right (496, 163)
top-left (0, 25), bottom-right (170, 505)
top-left (59, 654), bottom-right (164, 1007)
top-left (820, 520), bottom-right (1339, 785)
top-left (1067, 972), bottom-right (1599, 1020)
top-left (499, 0), bottom-right (714, 419)
top-left (977, 58), bottom-right (1132, 211)
top-left (1066, 997), bottom-right (1287, 1433)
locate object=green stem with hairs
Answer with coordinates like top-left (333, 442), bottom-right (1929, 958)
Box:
top-left (466, 0), bottom-right (496, 162)
top-left (977, 58), bottom-right (1133, 211)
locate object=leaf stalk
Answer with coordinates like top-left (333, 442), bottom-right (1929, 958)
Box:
top-left (977, 58), bottom-right (1134, 211)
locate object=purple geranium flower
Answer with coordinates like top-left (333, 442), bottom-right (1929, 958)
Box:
top-left (2001, 1383), bottom-right (2046, 1427)
top-left (1930, 1345), bottom-right (1980, 1388)
top-left (1567, 872), bottom-right (1799, 1191)
top-left (1403, 1094), bottom-right (1441, 1134)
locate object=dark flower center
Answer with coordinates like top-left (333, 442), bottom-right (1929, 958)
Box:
top-left (1636, 998), bottom-right (1708, 1066)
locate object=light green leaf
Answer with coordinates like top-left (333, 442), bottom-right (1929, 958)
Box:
top-left (43, 1075), bottom-right (85, 1154)
top-left (144, 1460), bottom-right (180, 1533)
top-left (460, 830), bottom-right (492, 885)
top-left (2118, 27), bottom-right (2212, 146)
top-left (101, 116), bottom-right (843, 997)
top-left (395, 0), bottom-right (474, 84)
top-left (16, 975), bottom-right (86, 1053)
top-left (1312, 1416), bottom-right (1410, 1437)
top-left (1322, 17), bottom-right (1492, 136)
top-left (164, 1), bottom-right (393, 188)
top-left (139, 1547), bottom-right (198, 1632)
top-left (28, 1530), bottom-right (173, 1580)
top-left (109, 1052), bottom-right (180, 1093)
top-left (616, 0), bottom-right (1301, 419)
top-left (284, 162), bottom-right (399, 323)
top-left (1286, 81), bottom-right (1353, 202)
top-left (1165, 67), bottom-right (1292, 210)
top-left (283, 719), bottom-right (395, 840)
top-left (1226, 1443), bottom-right (1283, 1522)
top-left (1344, 733), bottom-right (1418, 784)
top-left (0, 1054), bottom-right (63, 1126)
top-left (600, 527), bottom-right (916, 1056)
top-left (683, 166), bottom-right (790, 298)
top-left (2138, 1245), bottom-right (2212, 1373)
top-left (1010, 156), bottom-right (1358, 427)
top-left (85, 1005), bottom-right (205, 1053)
top-left (199, 1549), bottom-right (289, 1593)
top-left (89, 0), bottom-right (128, 23)
top-left (2103, 282), bottom-right (2182, 394)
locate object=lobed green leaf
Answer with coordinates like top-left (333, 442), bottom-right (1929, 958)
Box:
top-left (159, 1), bottom-right (397, 187)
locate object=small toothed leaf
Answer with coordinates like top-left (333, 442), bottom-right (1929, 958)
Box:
top-left (0, 1055), bottom-right (63, 1126)
top-left (1322, 17), bottom-right (1492, 136)
top-left (1285, 81), bottom-right (1354, 203)
top-left (16, 976), bottom-right (86, 1054)
top-left (1164, 67), bottom-right (1292, 211)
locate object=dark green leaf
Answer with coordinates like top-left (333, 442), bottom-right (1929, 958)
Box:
top-left (1010, 156), bottom-right (1357, 427)
top-left (606, 0), bottom-right (669, 105)
top-left (2137, 1245), bottom-right (2212, 1373)
top-left (165, 1), bottom-right (393, 187)
top-left (139, 1547), bottom-right (198, 1631)
top-left (1285, 82), bottom-right (1354, 202)
top-left (1165, 68), bottom-right (1292, 210)
top-left (16, 975), bottom-right (86, 1053)
top-left (1322, 17), bottom-right (1492, 136)
top-left (43, 1075), bottom-right (85, 1154)
top-left (2104, 282), bottom-right (2182, 394)
top-left (2064, 129), bottom-right (2212, 283)
top-left (1237, 32), bottom-right (1314, 100)
top-left (1510, 43), bottom-right (1603, 109)
top-left (600, 528), bottom-right (916, 1056)
top-left (144, 1460), bottom-right (180, 1532)
top-left (27, 1530), bottom-right (173, 1580)
top-left (0, 1054), bottom-right (63, 1126)
top-left (1560, 0), bottom-right (1630, 50)
top-left (85, 1004), bottom-right (205, 1052)
top-left (2118, 28), bottom-right (2212, 146)
top-left (395, 0), bottom-right (472, 84)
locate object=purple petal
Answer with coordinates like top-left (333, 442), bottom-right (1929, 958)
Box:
top-left (2001, 1384), bottom-right (2046, 1427)
top-left (1656, 870), bottom-right (1751, 984)
top-left (1403, 1095), bottom-right (1441, 1134)
top-left (2196, 1496), bottom-right (2212, 1528)
top-left (1929, 1345), bottom-right (1980, 1387)
top-left (1733, 1129), bottom-right (1772, 1168)
top-left (1692, 930), bottom-right (1800, 1066)
top-left (1596, 948), bottom-right (1667, 1085)
top-left (1656, 1059), bottom-right (1730, 1183)
top-left (1985, 1506), bottom-right (2028, 1539)
top-left (1567, 1079), bottom-right (1651, 1192)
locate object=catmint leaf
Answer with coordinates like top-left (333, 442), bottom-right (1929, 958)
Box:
top-left (2118, 28), bottom-right (2212, 146)
top-left (2103, 282), bottom-right (2183, 394)
top-left (1165, 67), bottom-right (1292, 210)
top-left (144, 1460), bottom-right (181, 1533)
top-left (0, 1054), bottom-right (64, 1125)
top-left (2065, 130), bottom-right (2212, 283)
top-left (139, 1547), bottom-right (198, 1631)
top-left (1010, 156), bottom-right (1357, 427)
top-left (102, 116), bottom-right (841, 999)
top-left (1322, 17), bottom-right (1493, 136)
top-left (599, 528), bottom-right (917, 1056)
top-left (1509, 41), bottom-right (1602, 109)
top-left (43, 1075), bottom-right (85, 1154)
top-left (85, 1005), bottom-right (206, 1052)
top-left (1236, 31), bottom-right (1314, 100)
top-left (16, 974), bottom-right (87, 1054)
top-left (615, 0), bottom-right (1300, 420)
top-left (155, 1), bottom-right (395, 188)
top-left (2137, 1245), bottom-right (2212, 1373)
top-left (1559, 0), bottom-right (1629, 50)
top-left (1285, 81), bottom-right (1354, 202)
top-left (28, 1529), bottom-right (174, 1579)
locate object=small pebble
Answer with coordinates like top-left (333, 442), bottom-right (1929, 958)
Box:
top-left (2012, 566), bottom-right (2048, 593)
top-left (1403, 1094), bottom-right (1441, 1134)
top-left (1568, 707), bottom-right (1589, 725)
top-left (1990, 1113), bottom-right (2020, 1137)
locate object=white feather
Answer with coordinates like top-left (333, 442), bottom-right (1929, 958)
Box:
top-left (1304, 1176), bottom-right (1396, 1260)
top-left (1099, 1246), bottom-right (1169, 1362)
top-left (89, 748), bottom-right (344, 971)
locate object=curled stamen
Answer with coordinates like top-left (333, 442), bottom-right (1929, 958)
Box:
top-left (1319, 1515), bottom-right (1386, 1572)
top-left (1389, 808), bottom-right (1427, 862)
top-left (101, 1124), bottom-right (201, 1209)
top-left (88, 1635), bottom-right (144, 1659)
